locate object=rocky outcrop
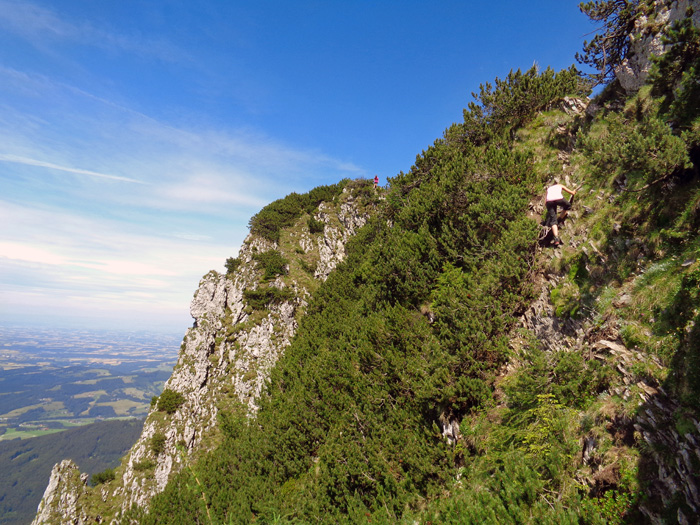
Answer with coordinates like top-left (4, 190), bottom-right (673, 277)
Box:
top-left (635, 386), bottom-right (700, 524)
top-left (32, 187), bottom-right (372, 524)
top-left (616, 0), bottom-right (700, 92)
top-left (114, 188), bottom-right (370, 513)
top-left (298, 192), bottom-right (370, 280)
top-left (32, 460), bottom-right (90, 525)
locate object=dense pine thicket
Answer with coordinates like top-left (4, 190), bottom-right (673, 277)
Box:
top-left (130, 4), bottom-right (700, 523)
top-left (135, 66), bottom-right (590, 524)
top-left (248, 181), bottom-right (350, 243)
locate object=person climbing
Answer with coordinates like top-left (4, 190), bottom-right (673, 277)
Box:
top-left (373, 175), bottom-right (379, 189)
top-left (544, 181), bottom-right (576, 246)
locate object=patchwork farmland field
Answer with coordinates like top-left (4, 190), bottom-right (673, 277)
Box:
top-left (0, 325), bottom-right (179, 441)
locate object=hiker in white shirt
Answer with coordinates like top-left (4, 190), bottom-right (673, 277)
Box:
top-left (545, 182), bottom-right (576, 245)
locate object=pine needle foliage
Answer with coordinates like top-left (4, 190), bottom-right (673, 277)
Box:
top-left (450, 64), bottom-right (587, 145)
top-left (575, 0), bottom-right (644, 85)
top-left (249, 181), bottom-right (349, 243)
top-left (90, 467), bottom-right (116, 486)
top-left (252, 250), bottom-right (289, 282)
top-left (142, 66), bottom-right (581, 524)
top-left (650, 14), bottom-right (700, 126)
top-left (156, 389), bottom-right (185, 415)
top-left (242, 287), bottom-right (294, 311)
top-left (224, 256), bottom-right (241, 276)
top-left (579, 107), bottom-right (691, 186)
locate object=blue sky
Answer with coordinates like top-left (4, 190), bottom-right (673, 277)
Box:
top-left (0, 1), bottom-right (595, 333)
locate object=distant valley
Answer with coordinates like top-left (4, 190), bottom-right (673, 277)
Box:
top-left (0, 325), bottom-right (179, 441)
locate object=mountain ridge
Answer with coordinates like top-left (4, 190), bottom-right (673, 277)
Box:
top-left (32, 1), bottom-right (700, 522)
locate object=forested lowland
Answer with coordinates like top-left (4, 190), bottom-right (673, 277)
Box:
top-left (0, 419), bottom-right (144, 525)
top-left (37, 1), bottom-right (700, 523)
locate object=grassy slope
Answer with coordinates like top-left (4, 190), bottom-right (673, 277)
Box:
top-left (412, 87), bottom-right (700, 523)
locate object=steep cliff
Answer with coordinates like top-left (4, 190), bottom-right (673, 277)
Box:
top-left (32, 182), bottom-right (377, 524)
top-left (33, 461), bottom-right (90, 525)
top-left (32, 2), bottom-right (700, 523)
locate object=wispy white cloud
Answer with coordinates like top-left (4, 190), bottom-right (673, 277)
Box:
top-left (0, 201), bottom-right (225, 268)
top-left (126, 114), bottom-right (366, 181)
top-left (0, 241), bottom-right (69, 266)
top-left (0, 0), bottom-right (188, 63)
top-left (0, 1), bottom-right (72, 40)
top-left (158, 172), bottom-right (268, 207)
top-left (0, 199), bottom-right (231, 329)
top-left (0, 63), bottom-right (365, 184)
top-left (0, 13), bottom-right (366, 330)
top-left (0, 153), bottom-right (146, 184)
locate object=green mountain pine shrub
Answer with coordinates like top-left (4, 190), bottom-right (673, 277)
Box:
top-left (650, 15), bottom-right (700, 126)
top-left (136, 12), bottom-right (700, 520)
top-left (307, 216), bottom-right (325, 234)
top-left (142, 65), bottom-right (586, 524)
top-left (224, 256), bottom-right (241, 276)
top-left (248, 181), bottom-right (349, 243)
top-left (150, 433), bottom-right (166, 456)
top-left (90, 467), bottom-right (116, 486)
top-left (451, 64), bottom-right (587, 146)
top-left (242, 287), bottom-right (294, 311)
top-left (156, 389), bottom-right (185, 415)
top-left (252, 250), bottom-right (289, 281)
top-left (579, 102), bottom-right (691, 187)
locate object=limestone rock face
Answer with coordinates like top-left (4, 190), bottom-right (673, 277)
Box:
top-left (32, 460), bottom-right (90, 525)
top-left (114, 189), bottom-right (370, 513)
top-left (32, 186), bottom-right (372, 523)
top-left (314, 192), bottom-right (368, 279)
top-left (616, 0), bottom-right (700, 92)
